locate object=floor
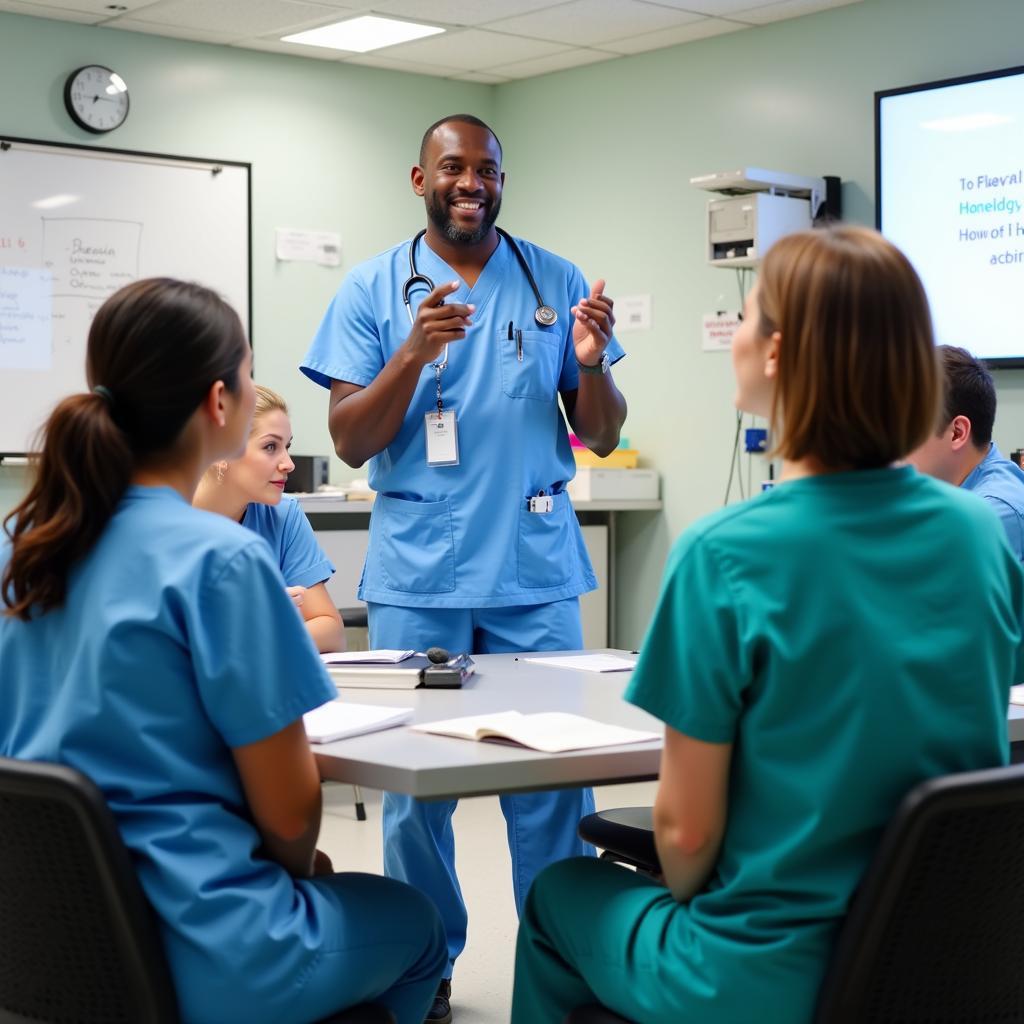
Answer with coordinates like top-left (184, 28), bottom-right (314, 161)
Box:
top-left (320, 778), bottom-right (658, 1024)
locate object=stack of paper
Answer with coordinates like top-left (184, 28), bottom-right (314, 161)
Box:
top-left (303, 700), bottom-right (413, 743)
top-left (321, 650), bottom-right (414, 666)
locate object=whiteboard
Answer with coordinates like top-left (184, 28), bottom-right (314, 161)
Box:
top-left (0, 137), bottom-right (250, 454)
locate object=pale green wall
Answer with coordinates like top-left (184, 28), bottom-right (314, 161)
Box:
top-left (495, 0), bottom-right (1024, 646)
top-left (3, 1), bottom-right (1024, 647)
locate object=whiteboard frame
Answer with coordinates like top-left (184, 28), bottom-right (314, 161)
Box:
top-left (0, 135), bottom-right (252, 458)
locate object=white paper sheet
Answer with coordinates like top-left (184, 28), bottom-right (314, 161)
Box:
top-left (320, 650), bottom-right (415, 665)
top-left (303, 701), bottom-right (413, 743)
top-left (521, 654), bottom-right (636, 673)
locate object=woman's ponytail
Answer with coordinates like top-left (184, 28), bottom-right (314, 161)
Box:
top-left (3, 390), bottom-right (132, 619)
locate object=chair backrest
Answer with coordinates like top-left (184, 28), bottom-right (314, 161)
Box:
top-left (0, 756), bottom-right (179, 1023)
top-left (814, 762), bottom-right (1024, 1023)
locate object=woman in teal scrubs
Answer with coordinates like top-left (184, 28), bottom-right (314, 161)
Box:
top-left (0, 279), bottom-right (446, 1024)
top-left (511, 226), bottom-right (1024, 1024)
top-left (193, 383), bottom-right (345, 653)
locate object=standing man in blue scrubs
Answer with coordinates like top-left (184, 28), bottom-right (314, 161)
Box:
top-left (301, 113), bottom-right (627, 1023)
top-left (909, 344), bottom-right (1024, 561)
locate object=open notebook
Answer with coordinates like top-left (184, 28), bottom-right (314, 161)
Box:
top-left (410, 711), bottom-right (658, 753)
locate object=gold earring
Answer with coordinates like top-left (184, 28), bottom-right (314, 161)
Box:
top-left (215, 461), bottom-right (227, 484)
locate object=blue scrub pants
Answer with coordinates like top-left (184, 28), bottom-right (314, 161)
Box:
top-left (368, 599), bottom-right (597, 979)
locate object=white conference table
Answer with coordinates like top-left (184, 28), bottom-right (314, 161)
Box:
top-left (313, 650), bottom-right (662, 801)
top-left (313, 650), bottom-right (1024, 801)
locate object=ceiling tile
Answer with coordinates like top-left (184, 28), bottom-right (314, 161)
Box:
top-left (0, 0), bottom-right (101, 20)
top-left (118, 0), bottom-right (342, 35)
top-left (371, 0), bottom-right (563, 28)
top-left (600, 15), bottom-right (745, 53)
top-left (720, 0), bottom-right (861, 23)
top-left (105, 16), bottom-right (244, 41)
top-left (449, 70), bottom-right (512, 84)
top-left (235, 35), bottom-right (349, 59)
top-left (341, 52), bottom-right (465, 76)
top-left (492, 46), bottom-right (615, 79)
top-left (488, 0), bottom-right (703, 48)
top-left (635, 0), bottom-right (767, 14)
top-left (379, 27), bottom-right (570, 71)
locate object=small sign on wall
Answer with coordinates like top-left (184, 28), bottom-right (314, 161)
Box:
top-left (616, 294), bottom-right (652, 331)
top-left (275, 229), bottom-right (341, 267)
top-left (702, 311), bottom-right (741, 351)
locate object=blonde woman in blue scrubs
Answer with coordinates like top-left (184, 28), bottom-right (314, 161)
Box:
top-left (511, 227), bottom-right (1024, 1023)
top-left (0, 279), bottom-right (446, 1024)
top-left (194, 384), bottom-right (345, 653)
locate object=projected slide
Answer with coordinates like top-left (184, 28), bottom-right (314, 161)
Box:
top-left (878, 68), bottom-right (1024, 362)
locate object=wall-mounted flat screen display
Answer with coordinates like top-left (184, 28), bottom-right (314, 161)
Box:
top-left (877, 65), bottom-right (1024, 365)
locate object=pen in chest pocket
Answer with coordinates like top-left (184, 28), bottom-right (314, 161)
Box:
top-left (507, 320), bottom-right (524, 362)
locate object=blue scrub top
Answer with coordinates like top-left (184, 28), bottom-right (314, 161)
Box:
top-left (0, 486), bottom-right (340, 1023)
top-left (301, 233), bottom-right (624, 608)
top-left (962, 442), bottom-right (1024, 562)
top-left (242, 493), bottom-right (335, 588)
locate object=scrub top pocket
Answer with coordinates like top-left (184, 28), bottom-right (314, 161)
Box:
top-left (378, 494), bottom-right (456, 594)
top-left (517, 490), bottom-right (576, 589)
top-left (499, 329), bottom-right (561, 401)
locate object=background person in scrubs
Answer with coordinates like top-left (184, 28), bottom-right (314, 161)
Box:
top-left (511, 227), bottom-right (1024, 1024)
top-left (194, 383), bottom-right (345, 652)
top-left (908, 344), bottom-right (1024, 562)
top-left (1, 279), bottom-right (446, 1024)
top-left (301, 113), bottom-right (627, 1022)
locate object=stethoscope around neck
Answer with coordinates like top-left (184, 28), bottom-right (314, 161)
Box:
top-left (402, 227), bottom-right (559, 336)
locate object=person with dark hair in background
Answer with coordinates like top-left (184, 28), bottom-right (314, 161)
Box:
top-left (511, 228), bottom-right (1023, 1024)
top-left (1, 278), bottom-right (446, 1024)
top-left (301, 113), bottom-right (627, 1023)
top-left (909, 344), bottom-right (1024, 562)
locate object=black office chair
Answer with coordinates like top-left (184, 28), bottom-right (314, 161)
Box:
top-left (0, 756), bottom-right (394, 1024)
top-left (570, 763), bottom-right (1024, 1024)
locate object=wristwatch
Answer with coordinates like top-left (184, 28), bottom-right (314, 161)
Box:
top-left (577, 352), bottom-right (610, 375)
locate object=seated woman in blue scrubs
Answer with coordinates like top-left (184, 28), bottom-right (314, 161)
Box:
top-left (193, 384), bottom-right (345, 653)
top-left (0, 278), bottom-right (446, 1024)
top-left (511, 226), bottom-right (1024, 1024)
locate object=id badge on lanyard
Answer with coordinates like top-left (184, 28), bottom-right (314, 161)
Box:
top-left (424, 358), bottom-right (459, 467)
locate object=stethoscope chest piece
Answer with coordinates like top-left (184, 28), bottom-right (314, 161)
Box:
top-left (535, 305), bottom-right (558, 327)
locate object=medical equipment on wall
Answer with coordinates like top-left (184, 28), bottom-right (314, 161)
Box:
top-left (690, 167), bottom-right (841, 268)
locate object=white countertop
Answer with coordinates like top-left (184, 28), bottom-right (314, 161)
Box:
top-left (296, 495), bottom-right (663, 514)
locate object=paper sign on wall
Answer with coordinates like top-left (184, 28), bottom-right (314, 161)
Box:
top-left (616, 294), bottom-right (652, 331)
top-left (275, 229), bottom-right (341, 267)
top-left (702, 311), bottom-right (741, 351)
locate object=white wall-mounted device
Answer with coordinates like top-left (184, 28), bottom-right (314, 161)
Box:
top-left (690, 167), bottom-right (829, 268)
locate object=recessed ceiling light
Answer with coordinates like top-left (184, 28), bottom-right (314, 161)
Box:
top-left (281, 15), bottom-right (444, 53)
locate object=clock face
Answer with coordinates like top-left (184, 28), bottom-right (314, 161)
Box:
top-left (64, 65), bottom-right (130, 134)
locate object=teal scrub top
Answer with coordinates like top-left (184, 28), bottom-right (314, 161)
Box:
top-left (300, 233), bottom-right (624, 608)
top-left (241, 493), bottom-right (335, 588)
top-left (0, 486), bottom-right (339, 1024)
top-left (626, 467), bottom-right (1024, 1023)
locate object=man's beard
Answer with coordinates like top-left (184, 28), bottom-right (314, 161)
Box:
top-left (426, 191), bottom-right (501, 244)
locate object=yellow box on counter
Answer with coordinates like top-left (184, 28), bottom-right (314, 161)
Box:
top-left (572, 448), bottom-right (638, 469)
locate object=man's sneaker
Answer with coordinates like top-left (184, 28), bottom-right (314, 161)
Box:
top-left (425, 978), bottom-right (452, 1024)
